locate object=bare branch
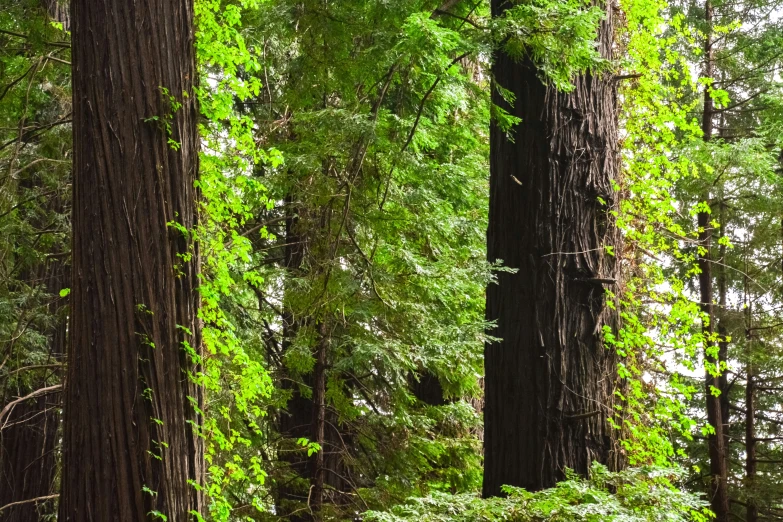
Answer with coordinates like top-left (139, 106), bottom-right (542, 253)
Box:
top-left (0, 384), bottom-right (62, 429)
top-left (0, 494), bottom-right (59, 513)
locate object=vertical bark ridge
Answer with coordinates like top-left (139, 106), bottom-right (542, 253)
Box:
top-left (483, 0), bottom-right (620, 497)
top-left (60, 0), bottom-right (203, 519)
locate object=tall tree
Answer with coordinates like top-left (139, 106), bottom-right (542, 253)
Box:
top-left (59, 0), bottom-right (203, 519)
top-left (697, 4), bottom-right (730, 520)
top-left (483, 0), bottom-right (621, 496)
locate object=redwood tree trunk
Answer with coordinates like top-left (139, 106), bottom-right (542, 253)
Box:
top-left (483, 0), bottom-right (620, 497)
top-left (60, 0), bottom-right (203, 519)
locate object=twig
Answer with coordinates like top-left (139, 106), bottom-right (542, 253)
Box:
top-left (401, 51), bottom-right (471, 153)
top-left (0, 494), bottom-right (59, 513)
top-left (0, 384), bottom-right (62, 429)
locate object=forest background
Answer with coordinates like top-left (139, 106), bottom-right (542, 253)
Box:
top-left (1, 0), bottom-right (783, 520)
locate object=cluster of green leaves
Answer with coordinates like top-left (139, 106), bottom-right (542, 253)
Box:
top-left (192, 0), bottom-right (282, 518)
top-left (0, 2), bottom-right (71, 365)
top-left (229, 0), bottom-right (493, 513)
top-left (492, 0), bottom-right (608, 90)
top-left (365, 464), bottom-right (710, 522)
top-left (598, 0), bottom-right (717, 468)
top-left (604, 0), bottom-right (783, 515)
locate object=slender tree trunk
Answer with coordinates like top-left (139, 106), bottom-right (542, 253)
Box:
top-left (698, 210), bottom-right (729, 522)
top-left (743, 275), bottom-right (758, 522)
top-left (744, 373), bottom-right (757, 522)
top-left (276, 200), bottom-right (348, 520)
top-left (60, 0), bottom-right (203, 519)
top-left (483, 0), bottom-right (620, 496)
top-left (310, 322), bottom-right (328, 519)
top-left (717, 203), bottom-right (730, 453)
top-left (276, 196), bottom-right (314, 522)
top-left (699, 3), bottom-right (730, 519)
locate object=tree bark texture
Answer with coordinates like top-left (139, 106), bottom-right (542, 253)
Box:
top-left (483, 0), bottom-right (620, 496)
top-left (60, 0), bottom-right (203, 520)
top-left (0, 391), bottom-right (60, 521)
top-left (43, 0), bottom-right (70, 31)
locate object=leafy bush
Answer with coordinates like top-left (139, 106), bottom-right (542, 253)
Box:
top-left (365, 464), bottom-right (711, 522)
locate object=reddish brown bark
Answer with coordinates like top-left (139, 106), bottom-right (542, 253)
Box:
top-left (483, 0), bottom-right (620, 496)
top-left (0, 391), bottom-right (60, 520)
top-left (59, 0), bottom-right (203, 520)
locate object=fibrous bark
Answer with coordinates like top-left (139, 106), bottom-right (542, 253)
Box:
top-left (483, 0), bottom-right (620, 496)
top-left (43, 0), bottom-right (70, 32)
top-left (0, 390), bottom-right (60, 521)
top-left (60, 0), bottom-right (203, 519)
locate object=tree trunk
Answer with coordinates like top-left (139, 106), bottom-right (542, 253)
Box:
top-left (699, 3), bottom-right (730, 518)
top-left (743, 273), bottom-right (758, 522)
top-left (60, 0), bottom-right (203, 519)
top-left (275, 189), bottom-right (355, 520)
top-left (0, 394), bottom-right (60, 520)
top-left (717, 203), bottom-right (730, 454)
top-left (43, 0), bottom-right (70, 31)
top-left (276, 197), bottom-right (313, 521)
top-left (698, 209), bottom-right (729, 522)
top-left (744, 354), bottom-right (757, 522)
top-left (310, 322), bottom-right (328, 519)
top-left (483, 0), bottom-right (620, 496)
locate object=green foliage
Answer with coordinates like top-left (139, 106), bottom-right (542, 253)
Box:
top-left (365, 464), bottom-right (711, 522)
top-left (492, 0), bottom-right (608, 90)
top-left (0, 2), bottom-right (70, 516)
top-left (4, 0), bottom-right (783, 519)
top-left (193, 0), bottom-right (280, 517)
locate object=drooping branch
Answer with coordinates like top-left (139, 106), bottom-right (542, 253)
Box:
top-left (0, 384), bottom-right (61, 429)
